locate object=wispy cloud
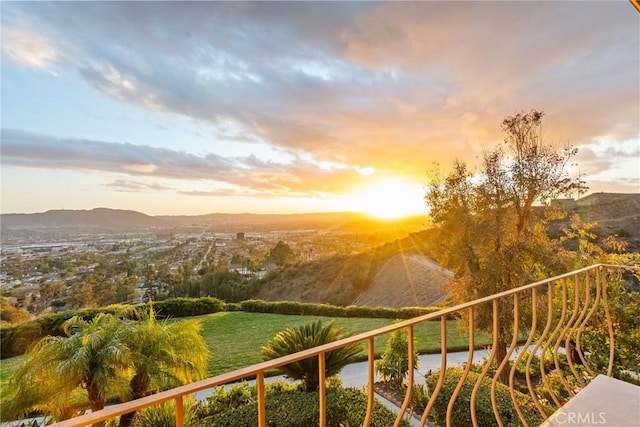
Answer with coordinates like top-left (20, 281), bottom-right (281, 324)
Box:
top-left (0, 1), bottom-right (637, 209)
top-left (1, 129), bottom-right (369, 196)
top-left (1, 28), bottom-right (58, 70)
top-left (104, 179), bottom-right (173, 193)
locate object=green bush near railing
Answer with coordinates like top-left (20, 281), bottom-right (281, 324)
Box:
top-left (426, 368), bottom-right (547, 427)
top-left (0, 298), bottom-right (443, 359)
top-left (192, 382), bottom-right (410, 427)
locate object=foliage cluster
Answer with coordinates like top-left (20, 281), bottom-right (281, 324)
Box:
top-left (240, 299), bottom-right (442, 319)
top-left (375, 326), bottom-right (419, 386)
top-left (581, 269), bottom-right (640, 381)
top-left (185, 272), bottom-right (260, 303)
top-left (261, 320), bottom-right (361, 391)
top-left (1, 306), bottom-right (128, 358)
top-left (1, 308), bottom-right (209, 426)
top-left (425, 110), bottom-right (586, 379)
top-left (180, 382), bottom-right (409, 427)
top-left (426, 367), bottom-right (546, 427)
top-left (151, 297), bottom-right (226, 318)
top-left (0, 298), bottom-right (31, 325)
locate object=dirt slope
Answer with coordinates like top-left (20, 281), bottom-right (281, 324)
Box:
top-left (353, 254), bottom-right (451, 308)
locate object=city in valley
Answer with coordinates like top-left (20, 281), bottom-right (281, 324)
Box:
top-left (0, 209), bottom-right (429, 314)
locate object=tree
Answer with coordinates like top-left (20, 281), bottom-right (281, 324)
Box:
top-left (118, 307), bottom-right (209, 427)
top-left (3, 308), bottom-right (210, 427)
top-left (268, 241), bottom-right (294, 267)
top-left (261, 320), bottom-right (361, 392)
top-left (37, 281), bottom-right (67, 312)
top-left (4, 313), bottom-right (131, 425)
top-left (425, 110), bottom-right (585, 382)
top-left (0, 297), bottom-right (31, 324)
top-left (375, 326), bottom-right (419, 387)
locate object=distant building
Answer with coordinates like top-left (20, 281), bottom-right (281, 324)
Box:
top-left (229, 264), bottom-right (251, 277)
top-left (236, 232), bottom-right (245, 240)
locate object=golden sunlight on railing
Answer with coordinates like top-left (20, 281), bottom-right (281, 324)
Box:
top-left (54, 264), bottom-right (636, 427)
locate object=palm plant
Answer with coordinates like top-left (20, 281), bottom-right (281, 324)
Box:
top-left (261, 320), bottom-right (361, 392)
top-left (3, 306), bottom-right (210, 427)
top-left (3, 313), bottom-right (131, 426)
top-left (118, 306), bottom-right (210, 427)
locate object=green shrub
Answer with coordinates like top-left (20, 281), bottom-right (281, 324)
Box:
top-left (535, 372), bottom-right (572, 405)
top-left (426, 367), bottom-right (546, 427)
top-left (411, 383), bottom-right (430, 414)
top-left (152, 297), bottom-right (225, 318)
top-left (132, 398), bottom-right (198, 427)
top-left (224, 302), bottom-right (241, 312)
top-left (261, 320), bottom-right (361, 392)
top-left (197, 383), bottom-right (408, 427)
top-left (240, 299), bottom-right (442, 319)
top-left (376, 326), bottom-right (419, 386)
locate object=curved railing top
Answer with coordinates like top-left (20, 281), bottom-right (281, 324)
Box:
top-left (53, 263), bottom-right (638, 427)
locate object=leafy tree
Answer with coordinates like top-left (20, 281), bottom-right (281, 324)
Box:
top-left (68, 282), bottom-right (97, 309)
top-left (37, 281), bottom-right (67, 312)
top-left (425, 110), bottom-right (585, 382)
top-left (0, 297), bottom-right (31, 324)
top-left (375, 326), bottom-right (419, 387)
top-left (261, 320), bottom-right (361, 392)
top-left (268, 241), bottom-right (294, 267)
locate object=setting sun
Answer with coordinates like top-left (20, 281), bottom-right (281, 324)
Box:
top-left (348, 178), bottom-right (426, 219)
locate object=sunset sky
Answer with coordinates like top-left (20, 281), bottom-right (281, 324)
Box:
top-left (1, 2), bottom-right (638, 217)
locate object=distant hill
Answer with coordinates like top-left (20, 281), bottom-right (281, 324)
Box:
top-left (551, 192), bottom-right (640, 251)
top-left (1, 208), bottom-right (427, 234)
top-left (0, 208), bottom-right (166, 229)
top-left (157, 212), bottom-right (427, 233)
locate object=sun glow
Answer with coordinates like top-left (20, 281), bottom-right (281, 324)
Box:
top-left (348, 178), bottom-right (426, 219)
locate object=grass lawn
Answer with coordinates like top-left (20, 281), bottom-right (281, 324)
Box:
top-left (194, 311), bottom-right (490, 376)
top-left (0, 312), bottom-right (492, 397)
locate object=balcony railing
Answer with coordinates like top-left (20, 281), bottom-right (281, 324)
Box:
top-left (54, 263), bottom-right (636, 427)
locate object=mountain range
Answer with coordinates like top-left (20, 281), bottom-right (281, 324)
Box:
top-left (1, 192), bottom-right (638, 237)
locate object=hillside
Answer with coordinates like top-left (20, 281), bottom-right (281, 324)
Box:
top-left (253, 231), bottom-right (443, 308)
top-left (1, 208), bottom-right (166, 229)
top-left (551, 192), bottom-right (640, 251)
top-left (353, 254), bottom-right (449, 307)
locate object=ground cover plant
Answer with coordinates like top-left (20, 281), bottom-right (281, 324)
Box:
top-left (189, 382), bottom-right (411, 427)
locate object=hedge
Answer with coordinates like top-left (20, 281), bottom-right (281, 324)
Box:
top-left (1, 298), bottom-right (443, 359)
top-left (426, 367), bottom-right (547, 427)
top-left (152, 297), bottom-right (226, 318)
top-left (239, 299), bottom-right (443, 319)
